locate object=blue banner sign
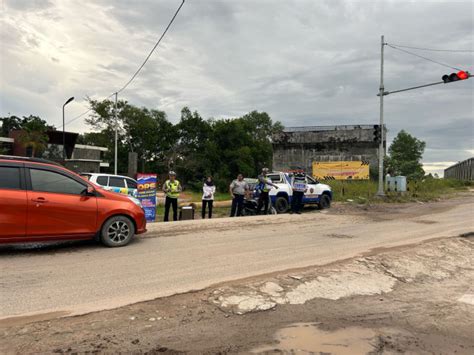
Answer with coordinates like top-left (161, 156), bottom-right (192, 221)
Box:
top-left (136, 173), bottom-right (157, 222)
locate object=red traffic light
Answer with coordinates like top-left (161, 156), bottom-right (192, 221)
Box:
top-left (457, 70), bottom-right (469, 80)
top-left (442, 71), bottom-right (470, 83)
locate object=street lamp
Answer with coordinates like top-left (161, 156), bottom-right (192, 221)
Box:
top-left (62, 96), bottom-right (74, 160)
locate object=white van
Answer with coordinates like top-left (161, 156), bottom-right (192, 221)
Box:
top-left (80, 173), bottom-right (138, 197)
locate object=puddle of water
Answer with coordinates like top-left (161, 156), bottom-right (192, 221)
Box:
top-left (253, 323), bottom-right (377, 354)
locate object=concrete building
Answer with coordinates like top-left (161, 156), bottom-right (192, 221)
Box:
top-left (272, 125), bottom-right (386, 175)
top-left (444, 158), bottom-right (473, 181)
top-left (1, 130), bottom-right (108, 173)
top-left (65, 144), bottom-right (109, 173)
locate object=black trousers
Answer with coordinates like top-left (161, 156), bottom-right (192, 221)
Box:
top-left (291, 191), bottom-right (304, 213)
top-left (230, 194), bottom-right (244, 217)
top-left (164, 196), bottom-right (178, 222)
top-left (256, 191), bottom-right (269, 214)
top-left (202, 199), bottom-right (213, 219)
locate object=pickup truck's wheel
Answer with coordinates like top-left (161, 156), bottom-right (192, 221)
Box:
top-left (318, 194), bottom-right (331, 210)
top-left (100, 216), bottom-right (135, 247)
top-left (275, 196), bottom-right (289, 213)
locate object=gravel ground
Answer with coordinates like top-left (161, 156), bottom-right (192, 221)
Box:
top-left (1, 194), bottom-right (473, 354)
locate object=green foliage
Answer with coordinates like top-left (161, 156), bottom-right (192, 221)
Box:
top-left (170, 108), bottom-right (281, 190)
top-left (17, 130), bottom-right (48, 157)
top-left (329, 178), bottom-right (469, 204)
top-left (4, 115), bottom-right (52, 157)
top-left (1, 115), bottom-right (53, 137)
top-left (83, 100), bottom-right (282, 189)
top-left (386, 130), bottom-right (426, 180)
top-left (84, 98), bottom-right (176, 173)
top-left (0, 116), bottom-right (22, 136)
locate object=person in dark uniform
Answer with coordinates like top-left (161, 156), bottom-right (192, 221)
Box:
top-left (290, 172), bottom-right (307, 214)
top-left (256, 167), bottom-right (279, 215)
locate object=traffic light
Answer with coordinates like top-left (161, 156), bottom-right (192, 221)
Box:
top-left (373, 125), bottom-right (381, 144)
top-left (442, 70), bottom-right (470, 83)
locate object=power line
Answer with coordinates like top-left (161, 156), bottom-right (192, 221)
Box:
top-left (57, 108), bottom-right (91, 129)
top-left (116, 0), bottom-right (185, 94)
top-left (387, 43), bottom-right (473, 53)
top-left (62, 0), bottom-right (185, 128)
top-left (386, 44), bottom-right (464, 71)
top-left (59, 93), bottom-right (115, 129)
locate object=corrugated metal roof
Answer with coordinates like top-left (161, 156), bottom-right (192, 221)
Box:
top-left (283, 125), bottom-right (378, 132)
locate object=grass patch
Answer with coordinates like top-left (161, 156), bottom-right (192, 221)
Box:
top-left (149, 179), bottom-right (470, 222)
top-left (329, 178), bottom-right (471, 204)
top-left (183, 191), bottom-right (231, 202)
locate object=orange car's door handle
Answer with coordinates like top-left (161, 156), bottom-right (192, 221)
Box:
top-left (32, 198), bottom-right (48, 203)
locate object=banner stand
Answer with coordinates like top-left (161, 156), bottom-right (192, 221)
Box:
top-left (137, 173), bottom-right (157, 223)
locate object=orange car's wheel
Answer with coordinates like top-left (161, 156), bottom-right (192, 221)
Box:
top-left (100, 216), bottom-right (135, 247)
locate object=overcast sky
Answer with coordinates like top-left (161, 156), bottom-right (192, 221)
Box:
top-left (1, 0), bottom-right (473, 175)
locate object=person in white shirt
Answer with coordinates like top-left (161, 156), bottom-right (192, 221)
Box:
top-left (202, 176), bottom-right (216, 219)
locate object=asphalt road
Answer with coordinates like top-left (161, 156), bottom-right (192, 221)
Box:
top-left (1, 197), bottom-right (473, 321)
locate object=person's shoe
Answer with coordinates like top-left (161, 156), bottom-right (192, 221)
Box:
top-left (296, 211), bottom-right (302, 214)
top-left (289, 211), bottom-right (294, 214)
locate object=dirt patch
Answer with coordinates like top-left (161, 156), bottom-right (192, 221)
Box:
top-left (1, 237), bottom-right (473, 354)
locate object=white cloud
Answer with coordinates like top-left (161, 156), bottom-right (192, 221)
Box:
top-left (0, 0), bottom-right (473, 167)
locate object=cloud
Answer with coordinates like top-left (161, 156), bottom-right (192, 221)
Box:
top-left (0, 0), bottom-right (473, 167)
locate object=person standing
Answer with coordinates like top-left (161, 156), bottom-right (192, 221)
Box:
top-left (256, 167), bottom-right (279, 215)
top-left (291, 172), bottom-right (307, 214)
top-left (229, 173), bottom-right (248, 217)
top-left (163, 171), bottom-right (182, 222)
top-left (202, 176), bottom-right (215, 219)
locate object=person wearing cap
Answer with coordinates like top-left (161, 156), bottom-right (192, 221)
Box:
top-left (256, 167), bottom-right (279, 215)
top-left (229, 173), bottom-right (249, 217)
top-left (163, 171), bottom-right (182, 222)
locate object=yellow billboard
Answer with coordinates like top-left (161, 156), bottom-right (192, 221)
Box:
top-left (312, 161), bottom-right (369, 180)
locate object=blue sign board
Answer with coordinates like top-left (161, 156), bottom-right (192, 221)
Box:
top-left (136, 173), bottom-right (157, 222)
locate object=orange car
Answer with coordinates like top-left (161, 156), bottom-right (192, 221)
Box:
top-left (0, 156), bottom-right (146, 247)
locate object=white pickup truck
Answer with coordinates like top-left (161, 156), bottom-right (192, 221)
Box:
top-left (266, 171), bottom-right (333, 213)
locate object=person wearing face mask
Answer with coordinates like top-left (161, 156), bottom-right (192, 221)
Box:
top-left (202, 176), bottom-right (216, 219)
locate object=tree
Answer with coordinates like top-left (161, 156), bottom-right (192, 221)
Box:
top-left (85, 98), bottom-right (176, 173)
top-left (0, 116), bottom-right (22, 136)
top-left (14, 115), bottom-right (52, 157)
top-left (17, 130), bottom-right (48, 157)
top-left (172, 107), bottom-right (212, 184)
top-left (386, 130), bottom-right (425, 180)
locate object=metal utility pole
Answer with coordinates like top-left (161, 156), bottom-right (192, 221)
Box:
top-left (62, 97), bottom-right (74, 160)
top-left (114, 92), bottom-right (118, 175)
top-left (377, 35), bottom-right (386, 197)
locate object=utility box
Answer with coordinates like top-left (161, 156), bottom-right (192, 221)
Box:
top-left (179, 205), bottom-right (195, 220)
top-left (386, 175), bottom-right (407, 193)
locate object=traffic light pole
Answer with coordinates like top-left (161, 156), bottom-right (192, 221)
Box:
top-left (377, 35), bottom-right (386, 197)
top-left (378, 75), bottom-right (471, 96)
top-left (375, 38), bottom-right (469, 197)
top-left (114, 92), bottom-right (118, 175)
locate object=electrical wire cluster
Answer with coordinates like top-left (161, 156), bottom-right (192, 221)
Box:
top-left (386, 43), bottom-right (471, 72)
